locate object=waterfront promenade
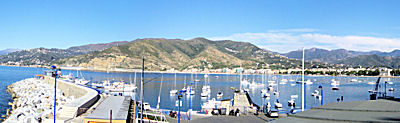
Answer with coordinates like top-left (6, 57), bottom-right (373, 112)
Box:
top-left (275, 99), bottom-right (400, 122)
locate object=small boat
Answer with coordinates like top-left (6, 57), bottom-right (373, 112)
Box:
top-left (261, 89), bottom-right (268, 94)
top-left (288, 99), bottom-right (296, 106)
top-left (268, 86), bottom-right (274, 91)
top-left (274, 100), bottom-right (282, 108)
top-left (296, 79), bottom-right (313, 85)
top-left (311, 90), bottom-right (319, 96)
top-left (279, 81), bottom-right (287, 85)
top-left (170, 89), bottom-right (178, 94)
top-left (332, 86), bottom-right (339, 90)
top-left (201, 92), bottom-right (209, 97)
top-left (262, 93), bottom-right (270, 98)
top-left (389, 88), bottom-right (395, 91)
top-left (290, 95), bottom-right (298, 99)
top-left (368, 82), bottom-right (376, 85)
top-left (350, 79), bottom-right (357, 82)
top-left (290, 83), bottom-right (296, 86)
top-left (217, 91), bottom-right (223, 98)
top-left (273, 90), bottom-right (279, 95)
top-left (281, 79), bottom-right (288, 82)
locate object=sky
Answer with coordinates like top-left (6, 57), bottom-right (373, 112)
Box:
top-left (1, 0), bottom-right (400, 53)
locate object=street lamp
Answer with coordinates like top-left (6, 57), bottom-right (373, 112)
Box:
top-left (50, 65), bottom-right (59, 122)
top-left (177, 91), bottom-right (184, 123)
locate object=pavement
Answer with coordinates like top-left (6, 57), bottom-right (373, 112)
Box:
top-left (274, 99), bottom-right (400, 123)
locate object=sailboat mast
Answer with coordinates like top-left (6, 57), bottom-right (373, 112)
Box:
top-left (302, 47), bottom-right (305, 111)
top-left (174, 73), bottom-right (177, 90)
top-left (140, 53), bottom-right (145, 121)
top-left (157, 73), bottom-right (163, 109)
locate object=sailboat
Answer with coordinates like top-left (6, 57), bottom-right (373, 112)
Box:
top-left (156, 73), bottom-right (164, 110)
top-left (170, 73), bottom-right (178, 94)
top-left (201, 74), bottom-right (211, 97)
top-left (74, 69), bottom-right (90, 85)
top-left (181, 76), bottom-right (187, 92)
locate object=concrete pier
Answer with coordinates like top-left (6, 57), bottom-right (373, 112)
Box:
top-left (275, 99), bottom-right (400, 122)
top-left (43, 76), bottom-right (99, 122)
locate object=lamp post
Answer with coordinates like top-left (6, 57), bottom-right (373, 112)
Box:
top-left (318, 85), bottom-right (323, 105)
top-left (384, 81), bottom-right (387, 98)
top-left (178, 91), bottom-right (183, 123)
top-left (50, 65), bottom-right (58, 123)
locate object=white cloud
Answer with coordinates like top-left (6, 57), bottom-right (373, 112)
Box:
top-left (209, 30), bottom-right (400, 53)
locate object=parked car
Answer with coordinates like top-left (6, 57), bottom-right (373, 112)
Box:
top-left (268, 109), bottom-right (279, 118)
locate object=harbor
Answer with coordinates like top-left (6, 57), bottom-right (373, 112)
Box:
top-left (0, 65), bottom-right (399, 122)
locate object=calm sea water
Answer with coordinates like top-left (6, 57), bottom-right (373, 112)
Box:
top-left (1, 66), bottom-right (400, 117)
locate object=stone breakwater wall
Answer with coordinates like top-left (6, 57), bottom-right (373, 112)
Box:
top-left (5, 78), bottom-right (73, 122)
top-left (5, 76), bottom-right (99, 122)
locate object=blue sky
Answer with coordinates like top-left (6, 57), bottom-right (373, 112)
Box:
top-left (1, 0), bottom-right (400, 53)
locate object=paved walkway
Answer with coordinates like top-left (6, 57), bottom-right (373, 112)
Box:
top-left (274, 99), bottom-right (400, 123)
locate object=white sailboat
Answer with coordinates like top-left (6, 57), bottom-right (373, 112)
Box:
top-left (74, 69), bottom-right (90, 85)
top-left (170, 73), bottom-right (178, 94)
top-left (156, 73), bottom-right (164, 110)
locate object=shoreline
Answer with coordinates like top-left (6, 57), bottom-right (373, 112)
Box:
top-left (1, 65), bottom-right (400, 78)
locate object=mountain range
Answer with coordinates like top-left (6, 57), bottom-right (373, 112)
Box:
top-left (0, 41), bottom-right (128, 66)
top-left (55, 38), bottom-right (309, 71)
top-left (283, 48), bottom-right (400, 68)
top-left (1, 38), bottom-right (400, 69)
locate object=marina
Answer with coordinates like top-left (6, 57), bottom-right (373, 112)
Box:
top-left (0, 66), bottom-right (400, 122)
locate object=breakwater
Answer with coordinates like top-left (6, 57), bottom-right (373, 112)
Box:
top-left (4, 76), bottom-right (99, 122)
top-left (5, 78), bottom-right (73, 122)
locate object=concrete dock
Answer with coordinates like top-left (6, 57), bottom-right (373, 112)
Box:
top-left (275, 99), bottom-right (400, 122)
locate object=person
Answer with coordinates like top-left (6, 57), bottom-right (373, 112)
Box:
top-left (235, 108), bottom-right (240, 117)
top-left (38, 116), bottom-right (42, 122)
top-left (337, 98), bottom-right (340, 102)
top-left (341, 96), bottom-right (344, 102)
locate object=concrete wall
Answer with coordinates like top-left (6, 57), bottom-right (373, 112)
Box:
top-left (44, 76), bottom-right (99, 118)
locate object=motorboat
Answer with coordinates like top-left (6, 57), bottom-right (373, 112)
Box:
top-left (217, 91), bottom-right (223, 98)
top-left (201, 91), bottom-right (209, 97)
top-left (389, 88), bottom-right (395, 91)
top-left (170, 89), bottom-right (178, 94)
top-left (273, 90), bottom-right (279, 95)
top-left (296, 79), bottom-right (313, 85)
top-left (290, 95), bottom-right (298, 99)
top-left (368, 82), bottom-right (376, 85)
top-left (261, 89), bottom-right (268, 94)
top-left (274, 100), bottom-right (283, 108)
top-left (311, 90), bottom-right (319, 96)
top-left (332, 86), bottom-right (339, 90)
top-left (267, 109), bottom-right (279, 118)
top-left (288, 99), bottom-right (296, 106)
top-left (350, 79), bottom-right (357, 82)
top-left (262, 93), bottom-right (270, 98)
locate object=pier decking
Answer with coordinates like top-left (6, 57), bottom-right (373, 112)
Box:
top-left (274, 99), bottom-right (400, 122)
